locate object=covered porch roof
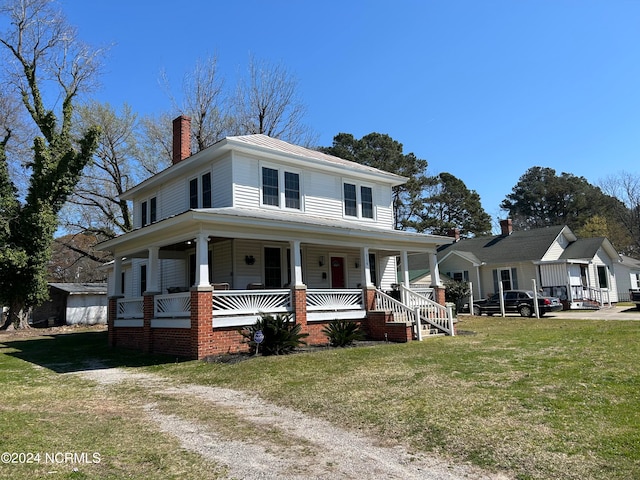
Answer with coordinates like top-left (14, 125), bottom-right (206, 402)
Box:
top-left (98, 207), bottom-right (452, 259)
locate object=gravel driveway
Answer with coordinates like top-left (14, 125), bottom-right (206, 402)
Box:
top-left (75, 367), bottom-right (509, 480)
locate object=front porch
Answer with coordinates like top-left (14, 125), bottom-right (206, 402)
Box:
top-left (108, 285), bottom-right (453, 359)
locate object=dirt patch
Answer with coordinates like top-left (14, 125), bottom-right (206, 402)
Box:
top-left (72, 366), bottom-right (510, 480)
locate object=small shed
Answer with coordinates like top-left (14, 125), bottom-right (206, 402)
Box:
top-left (32, 283), bottom-right (108, 327)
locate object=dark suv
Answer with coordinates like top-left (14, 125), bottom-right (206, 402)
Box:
top-left (473, 290), bottom-right (563, 317)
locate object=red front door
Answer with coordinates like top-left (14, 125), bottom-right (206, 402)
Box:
top-left (330, 256), bottom-right (345, 288)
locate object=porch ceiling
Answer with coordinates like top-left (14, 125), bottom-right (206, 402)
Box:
top-left (97, 207), bottom-right (452, 258)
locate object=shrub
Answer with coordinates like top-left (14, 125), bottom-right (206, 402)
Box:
top-left (240, 313), bottom-right (308, 355)
top-left (322, 319), bottom-right (365, 347)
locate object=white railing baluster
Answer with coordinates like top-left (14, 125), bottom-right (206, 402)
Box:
top-left (212, 289), bottom-right (292, 316)
top-left (117, 297), bottom-right (144, 319)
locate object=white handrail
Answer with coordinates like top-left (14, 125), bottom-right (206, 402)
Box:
top-left (400, 285), bottom-right (454, 336)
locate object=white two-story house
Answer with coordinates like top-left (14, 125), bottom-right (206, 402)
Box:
top-left (98, 116), bottom-right (454, 359)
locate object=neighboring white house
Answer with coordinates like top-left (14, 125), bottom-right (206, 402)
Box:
top-left (617, 255), bottom-right (640, 301)
top-left (31, 283), bottom-right (107, 326)
top-left (97, 116), bottom-right (454, 358)
top-left (434, 220), bottom-right (622, 309)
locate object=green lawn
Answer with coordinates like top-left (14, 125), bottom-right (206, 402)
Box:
top-left (1, 318), bottom-right (639, 480)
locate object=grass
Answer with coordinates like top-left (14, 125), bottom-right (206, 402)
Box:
top-left (1, 318), bottom-right (640, 479)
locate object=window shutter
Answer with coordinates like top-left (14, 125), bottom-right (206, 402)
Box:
top-left (511, 268), bottom-right (518, 290)
top-left (463, 271), bottom-right (469, 282)
top-left (492, 269), bottom-right (498, 294)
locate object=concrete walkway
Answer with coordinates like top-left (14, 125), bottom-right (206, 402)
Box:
top-left (546, 305), bottom-right (640, 321)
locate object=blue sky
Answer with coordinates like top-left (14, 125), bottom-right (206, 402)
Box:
top-left (61, 0), bottom-right (640, 228)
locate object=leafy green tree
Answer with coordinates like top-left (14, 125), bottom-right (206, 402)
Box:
top-left (319, 132), bottom-right (435, 230)
top-left (576, 215), bottom-right (633, 257)
top-left (500, 166), bottom-right (620, 231)
top-left (419, 172), bottom-right (492, 237)
top-left (0, 0), bottom-right (101, 328)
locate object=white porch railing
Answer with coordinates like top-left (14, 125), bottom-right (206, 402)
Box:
top-left (212, 289), bottom-right (292, 316)
top-left (401, 285), bottom-right (454, 336)
top-left (307, 289), bottom-right (363, 311)
top-left (408, 285), bottom-right (435, 300)
top-left (584, 286), bottom-right (612, 307)
top-left (155, 292), bottom-right (191, 318)
top-left (374, 288), bottom-right (454, 338)
top-left (116, 297), bottom-right (144, 319)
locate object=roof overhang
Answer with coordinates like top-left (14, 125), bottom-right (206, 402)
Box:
top-left (97, 208), bottom-right (451, 259)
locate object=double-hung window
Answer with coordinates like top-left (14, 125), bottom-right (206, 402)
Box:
top-left (189, 172), bottom-right (213, 209)
top-left (261, 166), bottom-right (301, 210)
top-left (343, 182), bottom-right (374, 219)
top-left (141, 196), bottom-right (157, 226)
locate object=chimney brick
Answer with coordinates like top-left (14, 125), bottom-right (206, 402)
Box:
top-left (500, 219), bottom-right (513, 236)
top-left (172, 115), bottom-right (191, 164)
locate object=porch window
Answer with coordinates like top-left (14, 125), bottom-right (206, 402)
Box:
top-left (264, 247), bottom-right (281, 288)
top-left (361, 186), bottom-right (373, 218)
top-left (262, 167), bottom-right (279, 206)
top-left (344, 183), bottom-right (357, 217)
top-left (140, 264), bottom-right (147, 295)
top-left (369, 252), bottom-right (378, 286)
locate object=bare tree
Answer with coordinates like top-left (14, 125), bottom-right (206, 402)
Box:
top-left (232, 55), bottom-right (316, 146)
top-left (0, 0), bottom-right (103, 328)
top-left (599, 171), bottom-right (640, 257)
top-left (62, 102), bottom-right (141, 239)
top-left (156, 54), bottom-right (231, 154)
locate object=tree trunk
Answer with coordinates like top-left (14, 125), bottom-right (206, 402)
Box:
top-left (0, 303), bottom-right (31, 330)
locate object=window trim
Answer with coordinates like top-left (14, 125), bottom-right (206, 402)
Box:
top-left (342, 179), bottom-right (376, 220)
top-left (188, 170), bottom-right (213, 209)
top-left (140, 195), bottom-right (157, 227)
top-left (259, 163), bottom-right (303, 211)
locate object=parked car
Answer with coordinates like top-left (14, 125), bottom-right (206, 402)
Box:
top-left (630, 289), bottom-right (640, 310)
top-left (473, 290), bottom-right (563, 317)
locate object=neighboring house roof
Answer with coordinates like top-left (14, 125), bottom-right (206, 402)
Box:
top-left (559, 237), bottom-right (620, 262)
top-left (437, 225), bottom-right (569, 264)
top-left (48, 283), bottom-right (107, 295)
top-left (620, 255), bottom-right (640, 270)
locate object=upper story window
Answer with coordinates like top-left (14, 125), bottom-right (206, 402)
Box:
top-left (141, 196), bottom-right (157, 226)
top-left (343, 182), bottom-right (374, 219)
top-left (189, 172), bottom-right (212, 209)
top-left (261, 165), bottom-right (301, 210)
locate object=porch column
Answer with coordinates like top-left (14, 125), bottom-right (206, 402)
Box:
top-left (430, 252), bottom-right (446, 307)
top-left (194, 233), bottom-right (210, 288)
top-left (400, 250), bottom-right (410, 304)
top-left (290, 240), bottom-right (304, 287)
top-left (146, 246), bottom-right (160, 294)
top-left (361, 246), bottom-right (373, 287)
top-left (401, 250), bottom-right (410, 287)
top-left (113, 255), bottom-right (123, 296)
top-left (429, 252), bottom-right (443, 287)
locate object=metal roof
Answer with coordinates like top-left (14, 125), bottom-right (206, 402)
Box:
top-left (48, 283), bottom-right (107, 295)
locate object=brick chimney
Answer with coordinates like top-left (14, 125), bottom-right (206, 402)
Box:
top-left (172, 115), bottom-right (191, 164)
top-left (448, 228), bottom-right (461, 242)
top-left (500, 219), bottom-right (513, 236)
